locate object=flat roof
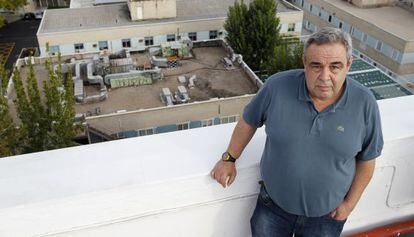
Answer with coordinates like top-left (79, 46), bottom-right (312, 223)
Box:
top-left (40, 0), bottom-right (298, 34)
top-left (327, 0), bottom-right (414, 41)
top-left (14, 45), bottom-right (258, 117)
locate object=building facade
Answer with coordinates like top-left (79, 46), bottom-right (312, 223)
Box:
top-left (288, 0), bottom-right (414, 82)
top-left (36, 0), bottom-right (303, 57)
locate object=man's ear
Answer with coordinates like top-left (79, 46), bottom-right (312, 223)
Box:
top-left (346, 58), bottom-right (353, 70)
top-left (302, 55), bottom-right (306, 68)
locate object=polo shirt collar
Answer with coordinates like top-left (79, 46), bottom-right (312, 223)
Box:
top-left (298, 76), bottom-right (349, 111)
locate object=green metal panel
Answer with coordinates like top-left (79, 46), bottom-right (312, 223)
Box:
top-left (189, 121), bottom-right (202, 129)
top-left (155, 124), bottom-right (177, 134)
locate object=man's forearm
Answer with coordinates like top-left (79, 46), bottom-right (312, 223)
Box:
top-left (227, 117), bottom-right (257, 158)
top-left (344, 159), bottom-right (376, 210)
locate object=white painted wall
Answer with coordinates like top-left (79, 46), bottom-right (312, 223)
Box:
top-left (0, 96), bottom-right (414, 236)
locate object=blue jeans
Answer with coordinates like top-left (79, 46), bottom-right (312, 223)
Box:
top-left (250, 186), bottom-right (346, 237)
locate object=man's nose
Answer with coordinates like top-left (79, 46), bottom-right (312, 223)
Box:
top-left (319, 67), bottom-right (331, 81)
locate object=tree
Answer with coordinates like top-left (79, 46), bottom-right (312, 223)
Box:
top-left (225, 0), bottom-right (280, 72)
top-left (246, 0), bottom-right (281, 72)
top-left (43, 55), bottom-right (78, 149)
top-left (224, 1), bottom-right (252, 62)
top-left (0, 62), bottom-right (19, 157)
top-left (12, 64), bottom-right (47, 153)
top-left (0, 0), bottom-right (27, 10)
top-left (224, 0), bottom-right (304, 78)
top-left (0, 0), bottom-right (27, 27)
top-left (11, 56), bottom-right (79, 154)
top-left (265, 37), bottom-right (304, 74)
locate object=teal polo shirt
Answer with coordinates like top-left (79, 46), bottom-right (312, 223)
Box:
top-left (243, 69), bottom-right (383, 217)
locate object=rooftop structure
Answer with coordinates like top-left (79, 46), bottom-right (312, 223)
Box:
top-left (288, 0), bottom-right (414, 82)
top-left (10, 40), bottom-right (261, 143)
top-left (36, 0), bottom-right (303, 56)
top-left (0, 94), bottom-right (413, 236)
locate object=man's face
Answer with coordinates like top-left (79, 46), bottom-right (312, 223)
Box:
top-left (303, 42), bottom-right (352, 102)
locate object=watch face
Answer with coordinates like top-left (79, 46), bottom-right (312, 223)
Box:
top-left (222, 152), bottom-right (229, 161)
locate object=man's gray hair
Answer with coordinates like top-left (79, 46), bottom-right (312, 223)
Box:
top-left (304, 27), bottom-right (353, 60)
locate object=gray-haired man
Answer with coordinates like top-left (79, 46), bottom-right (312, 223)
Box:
top-left (211, 27), bottom-right (383, 236)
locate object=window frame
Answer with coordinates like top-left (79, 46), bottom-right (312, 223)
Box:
top-left (209, 30), bottom-right (218, 39)
top-left (188, 32), bottom-right (197, 41)
top-left (166, 34), bottom-right (176, 42)
top-left (98, 41), bottom-right (109, 50)
top-left (144, 36), bottom-right (154, 46)
top-left (74, 43), bottom-right (84, 53)
top-left (122, 39), bottom-right (131, 48)
top-left (177, 122), bottom-right (189, 131)
top-left (287, 23), bottom-right (295, 32)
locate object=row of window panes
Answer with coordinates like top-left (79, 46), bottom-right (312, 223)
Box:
top-left (136, 116), bottom-right (238, 137)
top-left (71, 30), bottom-right (221, 52)
top-left (297, 0), bottom-right (402, 62)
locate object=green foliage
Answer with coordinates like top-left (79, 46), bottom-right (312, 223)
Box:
top-left (0, 57), bottom-right (9, 94)
top-left (43, 55), bottom-right (79, 149)
top-left (265, 37), bottom-right (304, 74)
top-left (0, 0), bottom-right (27, 10)
top-left (224, 0), bottom-right (304, 77)
top-left (224, 1), bottom-right (251, 61)
top-left (0, 94), bottom-right (19, 157)
top-left (0, 62), bottom-right (19, 157)
top-left (10, 56), bottom-right (79, 155)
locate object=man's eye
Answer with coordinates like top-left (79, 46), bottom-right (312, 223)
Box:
top-left (330, 65), bottom-right (341, 71)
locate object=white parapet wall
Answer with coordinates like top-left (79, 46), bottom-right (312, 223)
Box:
top-left (0, 95), bottom-right (414, 236)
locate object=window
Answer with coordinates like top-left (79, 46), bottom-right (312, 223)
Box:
top-left (188, 32), bottom-right (197, 41)
top-left (122, 39), bottom-right (131, 48)
top-left (328, 15), bottom-right (332, 22)
top-left (145, 37), bottom-right (154, 46)
top-left (201, 119), bottom-right (213, 127)
top-left (287, 23), bottom-right (295, 32)
top-left (209, 30), bottom-right (218, 39)
top-left (376, 41), bottom-right (382, 51)
top-left (221, 116), bottom-right (237, 124)
top-left (339, 22), bottom-right (343, 29)
top-left (392, 49), bottom-right (399, 61)
top-left (49, 45), bottom-right (60, 54)
top-left (74, 43), bottom-right (84, 53)
top-left (167, 34), bottom-right (176, 42)
top-left (177, 123), bottom-right (189, 130)
top-left (362, 33), bottom-right (368, 43)
top-left (310, 4), bottom-right (313, 12)
top-left (138, 128), bottom-right (154, 136)
top-left (98, 41), bottom-right (108, 50)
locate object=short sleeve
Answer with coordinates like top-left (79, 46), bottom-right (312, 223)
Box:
top-left (242, 80), bottom-right (272, 128)
top-left (357, 101), bottom-right (384, 161)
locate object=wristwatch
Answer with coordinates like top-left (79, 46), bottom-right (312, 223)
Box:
top-left (222, 151), bottom-right (237, 162)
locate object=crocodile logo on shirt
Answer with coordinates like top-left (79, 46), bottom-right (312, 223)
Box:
top-left (337, 125), bottom-right (345, 133)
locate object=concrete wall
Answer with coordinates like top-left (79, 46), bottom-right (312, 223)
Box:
top-left (128, 0), bottom-right (176, 21)
top-left (86, 95), bottom-right (254, 135)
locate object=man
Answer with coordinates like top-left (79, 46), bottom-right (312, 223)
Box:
top-left (211, 27), bottom-right (383, 237)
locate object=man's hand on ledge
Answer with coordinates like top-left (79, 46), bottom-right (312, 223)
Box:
top-left (210, 160), bottom-right (237, 188)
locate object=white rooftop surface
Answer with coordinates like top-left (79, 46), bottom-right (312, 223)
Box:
top-left (1, 95), bottom-right (414, 236)
top-left (328, 0), bottom-right (414, 41)
top-left (39, 0), bottom-right (297, 33)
